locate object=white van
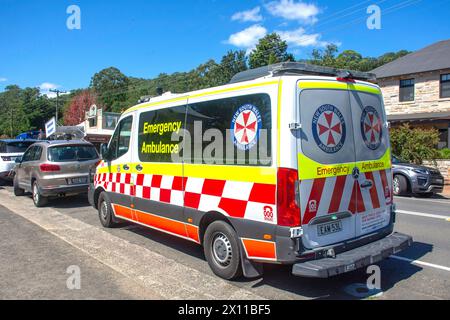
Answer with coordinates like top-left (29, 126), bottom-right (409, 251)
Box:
top-left (88, 63), bottom-right (412, 280)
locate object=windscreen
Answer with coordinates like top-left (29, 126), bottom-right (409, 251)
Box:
top-left (4, 141), bottom-right (35, 153)
top-left (48, 145), bottom-right (98, 162)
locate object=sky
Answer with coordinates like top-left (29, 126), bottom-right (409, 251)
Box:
top-left (1, 0), bottom-right (449, 96)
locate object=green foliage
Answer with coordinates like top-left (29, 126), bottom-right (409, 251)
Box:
top-left (438, 148), bottom-right (450, 159)
top-left (309, 44), bottom-right (410, 72)
top-left (390, 124), bottom-right (440, 164)
top-left (249, 33), bottom-right (294, 69)
top-left (0, 85), bottom-right (56, 137)
top-left (90, 67), bottom-right (130, 113)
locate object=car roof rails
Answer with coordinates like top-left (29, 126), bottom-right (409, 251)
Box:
top-left (229, 62), bottom-right (377, 84)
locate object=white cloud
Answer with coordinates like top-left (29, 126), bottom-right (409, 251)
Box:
top-left (266, 0), bottom-right (320, 24)
top-left (231, 7), bottom-right (263, 22)
top-left (39, 82), bottom-right (61, 98)
top-left (0, 77), bottom-right (7, 82)
top-left (226, 24), bottom-right (267, 50)
top-left (276, 27), bottom-right (329, 48)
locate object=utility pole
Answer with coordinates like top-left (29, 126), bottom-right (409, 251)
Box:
top-left (49, 89), bottom-right (67, 125)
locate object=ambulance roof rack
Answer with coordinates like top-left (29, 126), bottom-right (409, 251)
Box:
top-left (229, 62), bottom-right (377, 84)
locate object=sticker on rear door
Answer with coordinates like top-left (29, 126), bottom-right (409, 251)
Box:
top-left (361, 106), bottom-right (382, 150)
top-left (312, 104), bottom-right (346, 154)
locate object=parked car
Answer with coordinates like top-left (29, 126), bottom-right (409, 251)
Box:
top-left (13, 140), bottom-right (100, 207)
top-left (0, 139), bottom-right (37, 185)
top-left (392, 155), bottom-right (444, 197)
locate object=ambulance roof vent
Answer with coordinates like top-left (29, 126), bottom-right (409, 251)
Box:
top-left (229, 62), bottom-right (376, 84)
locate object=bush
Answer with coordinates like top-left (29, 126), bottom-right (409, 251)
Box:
top-left (390, 123), bottom-right (440, 164)
top-left (438, 148), bottom-right (450, 159)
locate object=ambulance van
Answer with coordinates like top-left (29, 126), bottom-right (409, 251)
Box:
top-left (88, 63), bottom-right (412, 280)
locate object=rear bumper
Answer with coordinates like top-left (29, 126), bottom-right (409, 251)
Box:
top-left (40, 184), bottom-right (89, 197)
top-left (292, 232), bottom-right (412, 278)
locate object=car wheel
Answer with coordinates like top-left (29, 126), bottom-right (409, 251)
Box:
top-left (203, 221), bottom-right (242, 280)
top-left (13, 176), bottom-right (25, 196)
top-left (32, 181), bottom-right (47, 207)
top-left (393, 175), bottom-right (408, 196)
top-left (98, 192), bottom-right (117, 228)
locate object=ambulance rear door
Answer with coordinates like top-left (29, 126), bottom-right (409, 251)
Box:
top-left (348, 86), bottom-right (392, 238)
top-left (297, 81), bottom-right (358, 249)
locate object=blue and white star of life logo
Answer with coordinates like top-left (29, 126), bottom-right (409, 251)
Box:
top-left (231, 104), bottom-right (262, 151)
top-left (312, 104), bottom-right (346, 154)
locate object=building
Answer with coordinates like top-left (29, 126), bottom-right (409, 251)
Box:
top-left (79, 106), bottom-right (120, 150)
top-left (372, 39), bottom-right (450, 149)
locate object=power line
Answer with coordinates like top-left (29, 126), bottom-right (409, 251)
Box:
top-left (49, 89), bottom-right (67, 125)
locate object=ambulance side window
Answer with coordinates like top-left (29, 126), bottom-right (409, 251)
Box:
top-left (185, 94), bottom-right (272, 166)
top-left (138, 105), bottom-right (187, 163)
top-left (109, 116), bottom-right (133, 160)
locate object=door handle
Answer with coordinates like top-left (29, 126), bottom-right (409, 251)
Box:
top-left (360, 180), bottom-right (373, 189)
top-left (136, 164), bottom-right (143, 172)
top-left (123, 164), bottom-right (130, 171)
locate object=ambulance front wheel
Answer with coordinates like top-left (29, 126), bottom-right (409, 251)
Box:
top-left (203, 221), bottom-right (242, 280)
top-left (98, 192), bottom-right (117, 228)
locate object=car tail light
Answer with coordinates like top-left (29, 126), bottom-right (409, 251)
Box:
top-left (1, 156), bottom-right (12, 161)
top-left (277, 168), bottom-right (301, 227)
top-left (40, 163), bottom-right (61, 172)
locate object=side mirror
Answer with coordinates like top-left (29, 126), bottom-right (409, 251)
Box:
top-left (15, 157), bottom-right (22, 164)
top-left (100, 144), bottom-right (111, 161)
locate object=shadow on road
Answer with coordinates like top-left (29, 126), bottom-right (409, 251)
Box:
top-left (250, 241), bottom-right (432, 299)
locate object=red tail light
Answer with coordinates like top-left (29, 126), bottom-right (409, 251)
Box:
top-left (277, 168), bottom-right (301, 227)
top-left (336, 77), bottom-right (356, 83)
top-left (40, 163), bottom-right (61, 172)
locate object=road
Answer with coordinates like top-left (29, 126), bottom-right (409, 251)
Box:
top-left (0, 184), bottom-right (448, 300)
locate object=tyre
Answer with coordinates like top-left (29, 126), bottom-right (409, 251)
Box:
top-left (98, 192), bottom-right (117, 228)
top-left (393, 175), bottom-right (408, 196)
top-left (32, 181), bottom-right (48, 207)
top-left (13, 176), bottom-right (25, 196)
top-left (203, 220), bottom-right (242, 280)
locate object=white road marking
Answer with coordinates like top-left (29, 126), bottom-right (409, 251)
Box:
top-left (394, 196), bottom-right (450, 204)
top-left (396, 210), bottom-right (450, 221)
top-left (391, 255), bottom-right (450, 272)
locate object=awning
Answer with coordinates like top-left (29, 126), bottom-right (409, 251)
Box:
top-left (388, 111), bottom-right (450, 122)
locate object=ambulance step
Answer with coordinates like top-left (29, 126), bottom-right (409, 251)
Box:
top-left (292, 232), bottom-right (412, 278)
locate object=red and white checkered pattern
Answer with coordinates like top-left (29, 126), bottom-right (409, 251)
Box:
top-left (95, 173), bottom-right (277, 224)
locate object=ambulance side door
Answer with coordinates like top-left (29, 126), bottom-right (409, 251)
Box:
top-left (104, 114), bottom-right (135, 220)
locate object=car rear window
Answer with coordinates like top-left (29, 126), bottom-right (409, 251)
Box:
top-left (0, 141), bottom-right (36, 153)
top-left (48, 145), bottom-right (98, 162)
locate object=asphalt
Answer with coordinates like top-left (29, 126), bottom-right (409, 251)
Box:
top-left (0, 184), bottom-right (449, 300)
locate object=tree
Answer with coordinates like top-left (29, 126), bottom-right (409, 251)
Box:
top-left (64, 90), bottom-right (98, 126)
top-left (90, 67), bottom-right (129, 112)
top-left (390, 123), bottom-right (440, 164)
top-left (0, 85), bottom-right (29, 137)
top-left (249, 33), bottom-right (294, 69)
top-left (309, 44), bottom-right (410, 72)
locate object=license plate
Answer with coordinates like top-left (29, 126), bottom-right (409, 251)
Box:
top-left (317, 221), bottom-right (343, 237)
top-left (69, 177), bottom-right (87, 185)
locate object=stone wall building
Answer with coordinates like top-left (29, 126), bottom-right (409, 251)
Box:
top-left (372, 40), bottom-right (450, 149)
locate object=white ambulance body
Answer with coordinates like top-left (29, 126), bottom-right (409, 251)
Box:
top-left (89, 63), bottom-right (412, 280)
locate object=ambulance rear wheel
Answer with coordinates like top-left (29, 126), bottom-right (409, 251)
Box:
top-left (204, 221), bottom-right (242, 280)
top-left (98, 192), bottom-right (116, 228)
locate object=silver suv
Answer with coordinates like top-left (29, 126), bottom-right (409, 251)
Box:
top-left (13, 140), bottom-right (100, 207)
